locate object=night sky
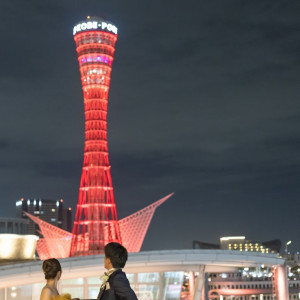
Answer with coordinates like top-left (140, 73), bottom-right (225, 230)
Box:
top-left (0, 0), bottom-right (299, 252)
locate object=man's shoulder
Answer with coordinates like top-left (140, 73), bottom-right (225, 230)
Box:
top-left (109, 269), bottom-right (132, 286)
top-left (110, 269), bottom-right (126, 280)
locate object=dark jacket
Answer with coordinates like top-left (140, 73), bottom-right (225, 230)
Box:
top-left (97, 269), bottom-right (138, 300)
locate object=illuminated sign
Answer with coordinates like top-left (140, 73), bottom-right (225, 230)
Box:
top-left (73, 21), bottom-right (118, 35)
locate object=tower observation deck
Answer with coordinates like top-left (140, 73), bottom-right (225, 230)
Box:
top-left (70, 17), bottom-right (121, 256)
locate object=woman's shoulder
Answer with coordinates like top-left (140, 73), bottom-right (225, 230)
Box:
top-left (40, 286), bottom-right (53, 300)
top-left (40, 286), bottom-right (60, 300)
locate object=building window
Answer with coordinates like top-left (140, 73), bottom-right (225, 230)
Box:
top-left (138, 273), bottom-right (159, 283)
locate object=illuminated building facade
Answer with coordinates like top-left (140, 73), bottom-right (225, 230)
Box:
top-left (207, 268), bottom-right (300, 300)
top-left (220, 236), bottom-right (272, 253)
top-left (70, 17), bottom-right (121, 256)
top-left (193, 236), bottom-right (281, 254)
top-left (16, 198), bottom-right (72, 235)
top-left (220, 236), bottom-right (280, 254)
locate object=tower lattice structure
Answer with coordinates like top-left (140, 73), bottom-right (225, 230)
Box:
top-left (70, 17), bottom-right (122, 256)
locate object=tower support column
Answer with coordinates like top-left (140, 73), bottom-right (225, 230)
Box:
top-left (193, 265), bottom-right (205, 300)
top-left (275, 264), bottom-right (289, 300)
top-left (189, 271), bottom-right (195, 297)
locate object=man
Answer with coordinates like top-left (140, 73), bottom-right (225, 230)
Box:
top-left (97, 242), bottom-right (138, 300)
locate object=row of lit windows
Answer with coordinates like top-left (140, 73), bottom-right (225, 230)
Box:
top-left (218, 296), bottom-right (274, 300)
top-left (77, 46), bottom-right (114, 57)
top-left (75, 33), bottom-right (116, 47)
top-left (229, 243), bottom-right (262, 247)
top-left (209, 283), bottom-right (272, 289)
top-left (82, 76), bottom-right (110, 86)
top-left (79, 55), bottom-right (113, 66)
top-left (228, 243), bottom-right (270, 253)
top-left (289, 283), bottom-right (300, 288)
top-left (222, 296), bottom-right (300, 300)
top-left (80, 67), bottom-right (110, 76)
top-left (229, 243), bottom-right (264, 247)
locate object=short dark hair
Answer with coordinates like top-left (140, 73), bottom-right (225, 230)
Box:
top-left (104, 242), bottom-right (128, 268)
top-left (42, 258), bottom-right (62, 279)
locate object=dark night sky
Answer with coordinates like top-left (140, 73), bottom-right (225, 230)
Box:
top-left (0, 0), bottom-right (299, 252)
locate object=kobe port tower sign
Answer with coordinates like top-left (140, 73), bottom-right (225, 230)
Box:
top-left (73, 19), bottom-right (118, 35)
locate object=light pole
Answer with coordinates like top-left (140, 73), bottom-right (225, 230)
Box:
top-left (285, 240), bottom-right (292, 254)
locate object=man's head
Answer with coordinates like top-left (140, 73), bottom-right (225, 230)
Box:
top-left (104, 242), bottom-right (128, 269)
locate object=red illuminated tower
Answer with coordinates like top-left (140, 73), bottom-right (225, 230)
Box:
top-left (70, 17), bottom-right (122, 256)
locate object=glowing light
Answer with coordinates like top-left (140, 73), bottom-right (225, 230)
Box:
top-left (27, 200), bottom-right (30, 205)
top-left (56, 201), bottom-right (59, 207)
top-left (286, 240), bottom-right (292, 245)
top-left (73, 19), bottom-right (117, 35)
top-left (16, 201), bottom-right (22, 207)
top-left (220, 236), bottom-right (245, 241)
top-left (0, 234), bottom-right (38, 259)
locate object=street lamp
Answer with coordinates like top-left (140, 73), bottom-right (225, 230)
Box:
top-left (285, 240), bottom-right (292, 254)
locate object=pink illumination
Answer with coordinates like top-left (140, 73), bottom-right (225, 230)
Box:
top-left (70, 18), bottom-right (121, 256)
top-left (24, 212), bottom-right (72, 260)
top-left (26, 194), bottom-right (172, 259)
top-left (117, 193), bottom-right (173, 252)
top-left (272, 265), bottom-right (289, 300)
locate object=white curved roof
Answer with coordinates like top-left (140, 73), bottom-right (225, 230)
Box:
top-left (0, 249), bottom-right (285, 288)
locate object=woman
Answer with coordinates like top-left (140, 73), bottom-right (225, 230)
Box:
top-left (40, 258), bottom-right (79, 300)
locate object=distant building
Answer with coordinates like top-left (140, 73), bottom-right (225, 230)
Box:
top-left (193, 236), bottom-right (281, 254)
top-left (16, 198), bottom-right (72, 235)
top-left (192, 237), bottom-right (297, 299)
top-left (0, 217), bottom-right (29, 234)
top-left (220, 236), bottom-right (281, 254)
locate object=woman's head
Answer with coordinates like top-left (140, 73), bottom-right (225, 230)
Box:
top-left (42, 258), bottom-right (62, 280)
